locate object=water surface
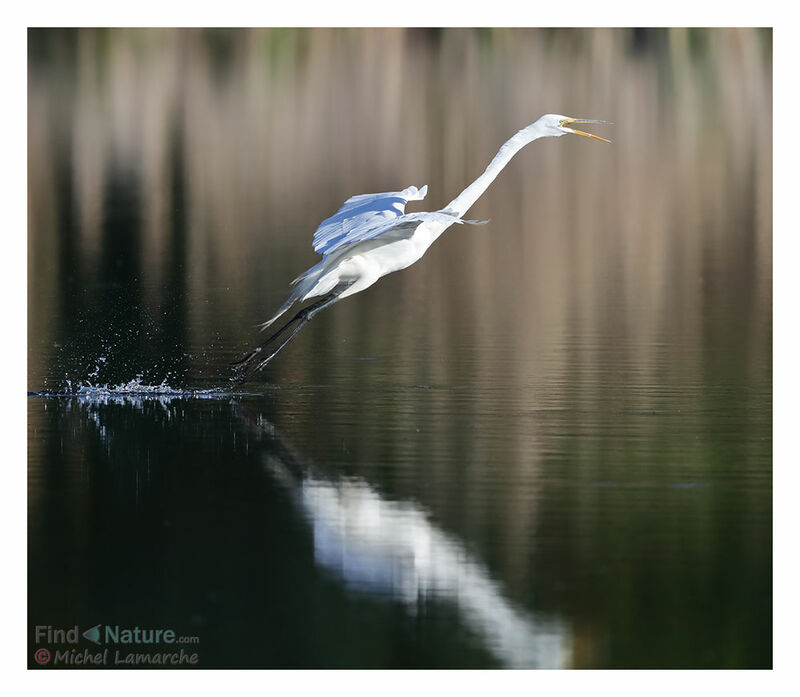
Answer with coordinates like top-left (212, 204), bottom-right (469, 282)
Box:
top-left (28, 28), bottom-right (771, 668)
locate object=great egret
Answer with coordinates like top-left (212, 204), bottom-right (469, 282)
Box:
top-left (233, 114), bottom-right (611, 378)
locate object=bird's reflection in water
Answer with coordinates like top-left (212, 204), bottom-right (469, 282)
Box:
top-left (238, 405), bottom-right (570, 669)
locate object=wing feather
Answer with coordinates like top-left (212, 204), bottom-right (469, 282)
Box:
top-left (313, 185), bottom-right (428, 256)
top-left (259, 190), bottom-right (487, 330)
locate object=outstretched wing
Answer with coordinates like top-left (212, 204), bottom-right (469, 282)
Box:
top-left (312, 185), bottom-right (428, 256)
top-left (290, 212), bottom-right (487, 290)
top-left (255, 189), bottom-right (488, 333)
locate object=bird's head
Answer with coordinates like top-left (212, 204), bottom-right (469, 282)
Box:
top-left (531, 114), bottom-right (612, 142)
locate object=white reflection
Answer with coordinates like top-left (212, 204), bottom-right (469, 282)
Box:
top-left (257, 420), bottom-right (570, 669)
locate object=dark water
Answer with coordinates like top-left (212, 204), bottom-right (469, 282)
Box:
top-left (28, 28), bottom-right (772, 668)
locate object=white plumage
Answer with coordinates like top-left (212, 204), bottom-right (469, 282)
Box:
top-left (312, 185), bottom-right (428, 255)
top-left (262, 187), bottom-right (486, 329)
top-left (234, 113), bottom-right (611, 377)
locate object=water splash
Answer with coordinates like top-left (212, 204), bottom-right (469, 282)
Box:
top-left (86, 356), bottom-right (108, 383)
top-left (30, 378), bottom-right (236, 406)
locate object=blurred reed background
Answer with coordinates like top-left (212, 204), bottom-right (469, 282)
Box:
top-left (28, 29), bottom-right (772, 668)
top-left (28, 28), bottom-right (771, 391)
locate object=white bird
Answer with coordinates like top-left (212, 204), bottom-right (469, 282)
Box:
top-left (233, 114), bottom-right (611, 378)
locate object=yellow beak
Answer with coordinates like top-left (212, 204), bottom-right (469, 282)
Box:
top-left (560, 118), bottom-right (613, 143)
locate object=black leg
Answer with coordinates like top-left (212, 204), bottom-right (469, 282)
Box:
top-left (231, 285), bottom-right (350, 382)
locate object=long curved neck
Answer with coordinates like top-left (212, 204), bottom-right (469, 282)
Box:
top-left (444, 124), bottom-right (545, 218)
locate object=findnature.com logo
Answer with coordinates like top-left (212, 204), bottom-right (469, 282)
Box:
top-left (33, 624), bottom-right (201, 666)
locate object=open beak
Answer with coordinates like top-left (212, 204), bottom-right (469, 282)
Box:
top-left (559, 118), bottom-right (613, 143)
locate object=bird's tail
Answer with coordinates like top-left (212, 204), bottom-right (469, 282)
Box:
top-left (257, 295), bottom-right (296, 330)
top-left (257, 259), bottom-right (331, 330)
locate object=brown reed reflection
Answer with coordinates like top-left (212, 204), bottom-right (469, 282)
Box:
top-left (28, 27), bottom-right (771, 383)
top-left (28, 26), bottom-right (771, 513)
